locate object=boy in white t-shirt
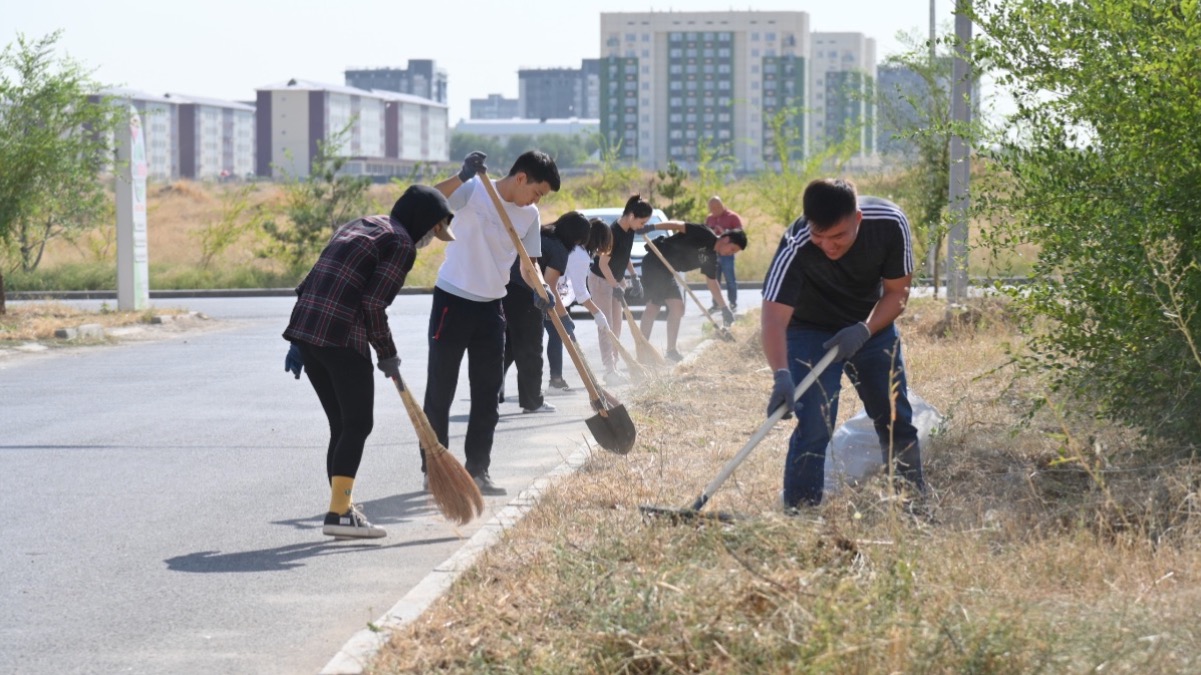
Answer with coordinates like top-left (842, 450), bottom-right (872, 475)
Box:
top-left (422, 150), bottom-right (560, 496)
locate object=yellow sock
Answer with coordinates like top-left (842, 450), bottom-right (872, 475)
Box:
top-left (329, 476), bottom-right (354, 515)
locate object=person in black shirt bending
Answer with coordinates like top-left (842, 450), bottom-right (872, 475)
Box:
top-left (638, 222), bottom-right (747, 361)
top-left (588, 194), bottom-right (656, 384)
top-left (761, 178), bottom-right (925, 509)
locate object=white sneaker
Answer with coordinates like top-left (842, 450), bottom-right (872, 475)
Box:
top-left (604, 370), bottom-right (629, 386)
top-left (522, 401), bottom-right (557, 414)
top-left (323, 504), bottom-right (386, 539)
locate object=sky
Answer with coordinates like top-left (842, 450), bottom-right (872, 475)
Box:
top-left (5, 0), bottom-right (956, 124)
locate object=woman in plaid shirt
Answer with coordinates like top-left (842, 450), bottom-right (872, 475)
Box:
top-left (283, 184), bottom-right (454, 539)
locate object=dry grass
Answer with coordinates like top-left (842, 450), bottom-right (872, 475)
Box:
top-left (368, 299), bottom-right (1201, 674)
top-left (0, 302), bottom-right (179, 343)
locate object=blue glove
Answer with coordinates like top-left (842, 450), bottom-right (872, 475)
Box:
top-left (458, 151), bottom-right (487, 182)
top-left (531, 284), bottom-right (555, 311)
top-left (285, 343), bottom-right (304, 379)
top-left (377, 355), bottom-right (401, 380)
top-left (766, 369), bottom-right (795, 419)
top-left (560, 314), bottom-right (577, 342)
top-left (822, 322), bottom-right (871, 361)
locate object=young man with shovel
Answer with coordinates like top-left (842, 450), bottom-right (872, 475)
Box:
top-left (283, 185), bottom-right (454, 539)
top-left (423, 150), bottom-right (560, 496)
top-left (761, 178), bottom-right (926, 510)
top-left (638, 223), bottom-right (747, 361)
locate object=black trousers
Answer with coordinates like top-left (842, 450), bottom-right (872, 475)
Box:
top-left (422, 287), bottom-right (506, 477)
top-left (502, 283), bottom-right (546, 411)
top-left (297, 343), bottom-right (374, 482)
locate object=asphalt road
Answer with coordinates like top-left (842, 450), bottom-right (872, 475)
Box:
top-left (0, 290), bottom-right (761, 674)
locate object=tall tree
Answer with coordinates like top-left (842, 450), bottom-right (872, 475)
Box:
top-left (972, 0), bottom-right (1201, 441)
top-left (0, 31), bottom-right (118, 313)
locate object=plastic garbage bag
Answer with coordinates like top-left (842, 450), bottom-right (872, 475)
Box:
top-left (823, 392), bottom-right (944, 494)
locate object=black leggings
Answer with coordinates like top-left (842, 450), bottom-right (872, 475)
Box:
top-left (297, 343), bottom-right (374, 482)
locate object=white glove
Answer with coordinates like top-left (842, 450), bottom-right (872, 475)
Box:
top-left (592, 311), bottom-right (611, 334)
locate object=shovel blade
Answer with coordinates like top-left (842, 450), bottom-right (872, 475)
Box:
top-left (586, 404), bottom-right (637, 455)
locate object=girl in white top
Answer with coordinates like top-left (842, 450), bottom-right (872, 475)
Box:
top-left (546, 218), bottom-right (614, 390)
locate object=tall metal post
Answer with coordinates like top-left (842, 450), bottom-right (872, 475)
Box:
top-left (946, 4), bottom-right (972, 303)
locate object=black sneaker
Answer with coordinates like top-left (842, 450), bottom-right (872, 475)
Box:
top-left (707, 304), bottom-right (721, 314)
top-left (548, 376), bottom-right (571, 391)
top-left (665, 349), bottom-right (684, 363)
top-left (323, 504), bottom-right (386, 539)
top-left (472, 473), bottom-right (507, 496)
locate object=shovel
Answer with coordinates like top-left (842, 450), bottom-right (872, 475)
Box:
top-left (617, 293), bottom-right (667, 367)
top-left (640, 347), bottom-right (838, 523)
top-left (477, 171), bottom-right (637, 455)
top-left (641, 235), bottom-right (735, 342)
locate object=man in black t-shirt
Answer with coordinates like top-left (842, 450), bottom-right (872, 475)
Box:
top-left (639, 222), bottom-right (747, 361)
top-left (761, 178), bottom-right (925, 509)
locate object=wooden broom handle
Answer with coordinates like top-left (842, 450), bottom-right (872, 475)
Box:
top-left (476, 171), bottom-right (608, 410)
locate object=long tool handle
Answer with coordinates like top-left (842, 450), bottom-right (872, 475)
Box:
top-left (642, 235), bottom-right (731, 338)
top-left (476, 172), bottom-right (609, 412)
top-left (687, 348), bottom-right (839, 511)
top-left (617, 293), bottom-right (665, 363)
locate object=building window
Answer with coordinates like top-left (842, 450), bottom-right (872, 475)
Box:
top-left (752, 32), bottom-right (760, 41)
top-left (626, 33), bottom-right (637, 42)
top-left (641, 82), bottom-right (649, 90)
top-left (766, 32), bottom-right (777, 42)
top-left (642, 33), bottom-right (650, 42)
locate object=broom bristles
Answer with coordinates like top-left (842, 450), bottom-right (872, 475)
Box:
top-left (395, 378), bottom-right (484, 524)
top-left (620, 301), bottom-right (668, 367)
top-left (606, 325), bottom-right (653, 381)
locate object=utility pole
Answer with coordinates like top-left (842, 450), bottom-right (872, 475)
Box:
top-left (946, 2), bottom-right (972, 303)
top-left (926, 0), bottom-right (939, 294)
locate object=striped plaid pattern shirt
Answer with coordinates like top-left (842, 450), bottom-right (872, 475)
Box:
top-left (283, 215), bottom-right (415, 362)
top-left (762, 196), bottom-right (913, 331)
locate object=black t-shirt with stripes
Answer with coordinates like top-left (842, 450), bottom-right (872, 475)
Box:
top-left (762, 196), bottom-right (914, 331)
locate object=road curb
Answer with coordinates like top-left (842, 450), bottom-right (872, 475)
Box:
top-left (319, 440), bottom-right (594, 674)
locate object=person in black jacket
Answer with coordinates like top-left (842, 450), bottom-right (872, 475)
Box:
top-left (283, 185), bottom-right (453, 539)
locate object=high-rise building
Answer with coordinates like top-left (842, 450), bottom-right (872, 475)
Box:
top-left (470, 94), bottom-right (520, 120)
top-left (810, 32), bottom-right (877, 158)
top-left (344, 60), bottom-right (447, 105)
top-left (167, 94), bottom-right (256, 180)
top-left (518, 59), bottom-right (602, 120)
top-left (599, 11), bottom-right (811, 172)
top-left (255, 78), bottom-right (447, 180)
top-left (876, 59), bottom-right (982, 159)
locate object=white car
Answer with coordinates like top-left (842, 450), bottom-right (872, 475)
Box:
top-left (575, 206), bottom-right (671, 280)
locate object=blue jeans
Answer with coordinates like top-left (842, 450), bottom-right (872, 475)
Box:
top-left (783, 323), bottom-right (923, 507)
top-left (717, 254), bottom-right (737, 306)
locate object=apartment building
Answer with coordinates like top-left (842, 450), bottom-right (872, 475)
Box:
top-left (344, 60), bottom-right (448, 105)
top-left (255, 79), bottom-right (447, 180)
top-left (810, 32), bottom-right (877, 158)
top-left (599, 10), bottom-right (811, 172)
top-left (166, 94), bottom-right (255, 180)
top-left (518, 59), bottom-right (601, 120)
top-left (99, 88), bottom-right (178, 181)
top-left (470, 94), bottom-right (520, 120)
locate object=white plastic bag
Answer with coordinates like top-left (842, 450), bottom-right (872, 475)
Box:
top-left (823, 392), bottom-right (944, 493)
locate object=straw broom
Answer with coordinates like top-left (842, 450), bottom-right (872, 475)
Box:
top-left (391, 375), bottom-right (483, 525)
top-left (600, 323), bottom-right (653, 381)
top-left (619, 295), bottom-right (668, 367)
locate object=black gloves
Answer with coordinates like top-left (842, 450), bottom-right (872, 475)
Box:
top-left (377, 355), bottom-right (401, 380)
top-left (822, 322), bottom-right (871, 361)
top-left (458, 151), bottom-right (487, 182)
top-left (721, 306), bottom-right (735, 327)
top-left (767, 369), bottom-right (796, 419)
top-left (285, 343), bottom-right (304, 379)
top-left (628, 275), bottom-right (643, 298)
